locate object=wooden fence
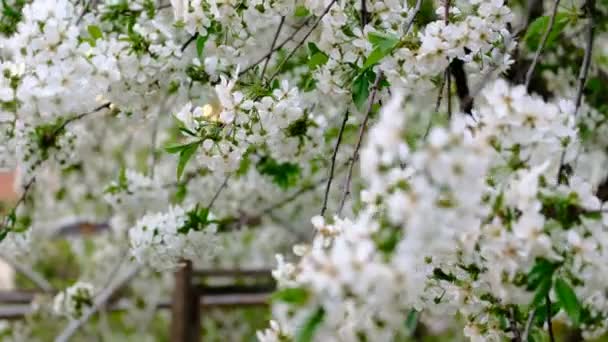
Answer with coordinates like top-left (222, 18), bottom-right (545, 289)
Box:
top-left (0, 261), bottom-right (275, 341)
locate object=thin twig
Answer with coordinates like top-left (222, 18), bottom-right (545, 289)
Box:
top-left (361, 0), bottom-right (368, 28)
top-left (239, 17), bottom-right (313, 76)
top-left (338, 72), bottom-right (383, 214)
top-left (206, 174), bottom-right (231, 210)
top-left (0, 252), bottom-right (54, 292)
top-left (525, 0), bottom-right (561, 88)
top-left (509, 307), bottom-right (522, 342)
top-left (261, 16), bottom-right (286, 80)
top-left (55, 102), bottom-right (112, 135)
top-left (76, 0), bottom-right (92, 24)
top-left (55, 265), bottom-right (141, 342)
top-left (523, 309), bottom-right (536, 342)
top-left (424, 76), bottom-right (446, 138)
top-left (267, 0), bottom-right (339, 82)
top-left (321, 111), bottom-right (349, 217)
top-left (404, 0), bottom-right (423, 33)
top-left (444, 0), bottom-right (452, 117)
top-left (181, 34), bottom-right (198, 52)
top-left (546, 294), bottom-right (556, 342)
top-left (573, 0), bottom-right (596, 116)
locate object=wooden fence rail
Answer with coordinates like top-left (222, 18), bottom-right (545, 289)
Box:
top-left (0, 262), bottom-right (275, 341)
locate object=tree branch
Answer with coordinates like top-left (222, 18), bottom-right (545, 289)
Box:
top-left (525, 0), bottom-right (562, 89)
top-left (267, 0), bottom-right (338, 82)
top-left (0, 252), bottom-right (54, 292)
top-left (338, 72), bottom-right (383, 215)
top-left (55, 265), bottom-right (141, 342)
top-left (239, 17), bottom-right (313, 76)
top-left (546, 294), bottom-right (556, 342)
top-left (574, 0), bottom-right (596, 115)
top-left (321, 111), bottom-right (349, 217)
top-left (261, 16), bottom-right (286, 80)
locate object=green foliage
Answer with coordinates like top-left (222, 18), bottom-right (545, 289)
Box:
top-left (196, 34), bottom-right (208, 59)
top-left (296, 307), bottom-right (325, 342)
top-left (0, 0), bottom-right (25, 36)
top-left (526, 258), bottom-right (560, 307)
top-left (351, 69), bottom-right (375, 111)
top-left (272, 287), bottom-right (310, 305)
top-left (256, 157), bottom-right (301, 189)
top-left (524, 13), bottom-right (571, 51)
top-left (294, 5), bottom-right (310, 17)
top-left (363, 32), bottom-right (400, 69)
top-left (165, 141), bottom-right (201, 181)
top-left (554, 278), bottom-right (581, 326)
top-left (432, 267), bottom-right (457, 283)
top-left (180, 204), bottom-right (215, 233)
top-left (307, 42), bottom-right (329, 70)
top-left (286, 116), bottom-right (314, 140)
top-left (373, 226), bottom-right (402, 255)
top-left (88, 25), bottom-right (103, 40)
top-left (539, 192), bottom-right (587, 229)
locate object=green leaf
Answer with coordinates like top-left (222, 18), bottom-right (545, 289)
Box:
top-left (405, 309), bottom-right (419, 335)
top-left (296, 307), bottom-right (325, 342)
top-left (307, 43), bottom-right (329, 70)
top-left (0, 229), bottom-right (8, 243)
top-left (165, 141), bottom-right (200, 154)
top-left (176, 142), bottom-right (199, 181)
top-left (524, 13), bottom-right (571, 51)
top-left (532, 276), bottom-right (552, 307)
top-left (368, 32), bottom-right (399, 51)
top-left (196, 34), bottom-right (208, 59)
top-left (527, 259), bottom-right (559, 290)
top-left (363, 32), bottom-right (400, 69)
top-left (294, 5), bottom-right (310, 17)
top-left (555, 278), bottom-right (581, 326)
top-left (256, 157), bottom-right (301, 189)
top-left (308, 52), bottom-right (329, 70)
top-left (351, 71), bottom-right (371, 111)
top-left (87, 25), bottom-right (103, 40)
top-left (173, 183), bottom-right (187, 204)
top-left (271, 287), bottom-right (309, 305)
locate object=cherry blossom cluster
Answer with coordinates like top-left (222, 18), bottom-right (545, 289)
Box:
top-left (0, 0), bottom-right (605, 339)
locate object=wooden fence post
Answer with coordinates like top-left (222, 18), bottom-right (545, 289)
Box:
top-left (170, 260), bottom-right (200, 342)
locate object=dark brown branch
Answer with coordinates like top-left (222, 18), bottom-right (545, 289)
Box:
top-left (525, 0), bottom-right (562, 88)
top-left (321, 111), bottom-right (349, 216)
top-left (546, 294), bottom-right (556, 342)
top-left (261, 16), bottom-right (286, 80)
top-left (361, 0), bottom-right (369, 28)
top-left (267, 0), bottom-right (339, 82)
top-left (239, 17), bottom-right (313, 76)
top-left (181, 34), bottom-right (198, 52)
top-left (450, 58), bottom-right (472, 114)
top-left (339, 72), bottom-right (383, 214)
top-left (509, 307), bottom-right (522, 342)
top-left (206, 174), bottom-right (231, 210)
top-left (574, 0), bottom-right (596, 115)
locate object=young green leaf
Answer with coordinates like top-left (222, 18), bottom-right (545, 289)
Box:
top-left (176, 142), bottom-right (199, 180)
top-left (87, 25), bottom-right (103, 40)
top-left (363, 32), bottom-right (400, 69)
top-left (555, 278), bottom-right (581, 326)
top-left (527, 258), bottom-right (559, 290)
top-left (257, 157), bottom-right (301, 189)
top-left (271, 287), bottom-right (309, 305)
top-left (351, 71), bottom-right (371, 111)
top-left (532, 276), bottom-right (552, 307)
top-left (294, 5), bottom-right (310, 17)
top-left (524, 13), bottom-right (571, 51)
top-left (196, 34), bottom-right (208, 58)
top-left (296, 307), bottom-right (325, 342)
top-left (165, 141), bottom-right (200, 154)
